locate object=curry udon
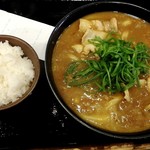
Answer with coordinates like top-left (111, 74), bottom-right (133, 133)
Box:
top-left (52, 11), bottom-right (150, 133)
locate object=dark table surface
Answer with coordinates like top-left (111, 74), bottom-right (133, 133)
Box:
top-left (0, 0), bottom-right (150, 149)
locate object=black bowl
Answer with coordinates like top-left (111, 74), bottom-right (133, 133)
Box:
top-left (45, 1), bottom-right (150, 139)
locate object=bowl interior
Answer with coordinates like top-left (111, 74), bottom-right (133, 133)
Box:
top-left (0, 35), bottom-right (40, 110)
top-left (45, 1), bottom-right (150, 139)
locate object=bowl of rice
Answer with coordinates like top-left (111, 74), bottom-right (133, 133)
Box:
top-left (0, 35), bottom-right (40, 110)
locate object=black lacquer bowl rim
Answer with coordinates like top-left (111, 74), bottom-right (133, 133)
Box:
top-left (45, 1), bottom-right (150, 139)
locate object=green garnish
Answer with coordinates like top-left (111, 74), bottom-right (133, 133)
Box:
top-left (64, 36), bottom-right (150, 93)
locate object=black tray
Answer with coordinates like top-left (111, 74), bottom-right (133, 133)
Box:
top-left (0, 0), bottom-right (150, 149)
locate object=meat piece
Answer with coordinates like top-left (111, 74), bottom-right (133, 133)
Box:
top-left (110, 17), bottom-right (118, 32)
top-left (82, 29), bottom-right (107, 45)
top-left (79, 19), bottom-right (92, 33)
top-left (103, 18), bottom-right (118, 32)
top-left (72, 44), bottom-right (83, 53)
top-left (124, 89), bottom-right (130, 102)
top-left (83, 44), bottom-right (96, 55)
top-left (103, 21), bottom-right (111, 32)
top-left (121, 31), bottom-right (129, 40)
top-left (91, 20), bottom-right (104, 31)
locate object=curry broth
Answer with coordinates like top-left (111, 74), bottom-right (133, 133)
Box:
top-left (52, 12), bottom-right (150, 133)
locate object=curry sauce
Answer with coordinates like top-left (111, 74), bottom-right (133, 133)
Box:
top-left (52, 12), bottom-right (150, 133)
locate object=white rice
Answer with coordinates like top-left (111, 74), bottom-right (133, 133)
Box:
top-left (0, 40), bottom-right (35, 106)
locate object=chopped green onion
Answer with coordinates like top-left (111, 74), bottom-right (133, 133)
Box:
top-left (64, 36), bottom-right (150, 93)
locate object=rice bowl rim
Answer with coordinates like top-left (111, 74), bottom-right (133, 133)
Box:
top-left (0, 34), bottom-right (40, 110)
